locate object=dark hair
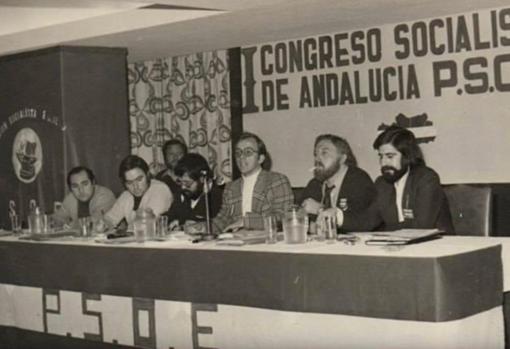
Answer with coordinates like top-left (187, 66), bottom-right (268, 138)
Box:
top-left (174, 153), bottom-right (212, 181)
top-left (118, 155), bottom-right (150, 182)
top-left (373, 126), bottom-right (425, 168)
top-left (67, 166), bottom-right (95, 188)
top-left (162, 139), bottom-right (188, 156)
top-left (314, 134), bottom-right (358, 167)
top-left (235, 132), bottom-right (268, 158)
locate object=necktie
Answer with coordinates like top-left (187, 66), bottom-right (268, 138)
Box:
top-left (322, 184), bottom-right (335, 209)
top-left (388, 184), bottom-right (399, 224)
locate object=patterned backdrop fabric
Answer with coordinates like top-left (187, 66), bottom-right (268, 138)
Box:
top-left (128, 50), bottom-right (232, 183)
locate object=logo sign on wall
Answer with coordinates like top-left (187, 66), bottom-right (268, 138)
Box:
top-left (12, 128), bottom-right (43, 183)
top-left (378, 113), bottom-right (437, 144)
top-left (241, 6), bottom-right (510, 186)
top-left (0, 107), bottom-right (64, 225)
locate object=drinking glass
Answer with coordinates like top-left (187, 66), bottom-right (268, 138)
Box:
top-left (133, 220), bottom-right (146, 243)
top-left (9, 214), bottom-right (21, 234)
top-left (322, 215), bottom-right (337, 243)
top-left (263, 215), bottom-right (278, 244)
top-left (79, 217), bottom-right (93, 237)
top-left (156, 215), bottom-right (168, 237)
top-left (42, 214), bottom-right (52, 234)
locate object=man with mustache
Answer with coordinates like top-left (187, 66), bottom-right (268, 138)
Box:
top-left (156, 139), bottom-right (188, 197)
top-left (53, 166), bottom-right (116, 227)
top-left (166, 153), bottom-right (224, 226)
top-left (300, 134), bottom-right (376, 232)
top-left (322, 126), bottom-right (454, 233)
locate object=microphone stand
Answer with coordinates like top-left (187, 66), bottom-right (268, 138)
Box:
top-left (200, 171), bottom-right (215, 241)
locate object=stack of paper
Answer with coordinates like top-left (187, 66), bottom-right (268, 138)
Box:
top-left (217, 230), bottom-right (267, 246)
top-left (365, 229), bottom-right (442, 246)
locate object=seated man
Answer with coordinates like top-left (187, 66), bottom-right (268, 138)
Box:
top-left (104, 155), bottom-right (173, 229)
top-left (213, 132), bottom-right (294, 232)
top-left (300, 134), bottom-right (376, 232)
top-left (321, 126), bottom-right (454, 233)
top-left (166, 153), bottom-right (224, 226)
top-left (54, 166), bottom-right (116, 226)
top-left (156, 139), bottom-right (187, 197)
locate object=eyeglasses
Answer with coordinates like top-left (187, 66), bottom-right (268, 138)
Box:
top-left (179, 179), bottom-right (196, 189)
top-left (234, 147), bottom-right (258, 158)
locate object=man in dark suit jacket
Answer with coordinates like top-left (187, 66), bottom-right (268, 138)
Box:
top-left (155, 139), bottom-right (187, 198)
top-left (213, 132), bottom-right (294, 232)
top-left (166, 153), bottom-right (223, 226)
top-left (299, 134), bottom-right (376, 232)
top-left (323, 126), bottom-right (454, 233)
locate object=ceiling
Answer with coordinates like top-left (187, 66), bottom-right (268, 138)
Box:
top-left (0, 0), bottom-right (508, 63)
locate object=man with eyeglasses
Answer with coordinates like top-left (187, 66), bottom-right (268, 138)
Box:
top-left (300, 134), bottom-right (376, 232)
top-left (165, 153), bottom-right (224, 226)
top-left (213, 132), bottom-right (294, 232)
top-left (103, 155), bottom-right (173, 229)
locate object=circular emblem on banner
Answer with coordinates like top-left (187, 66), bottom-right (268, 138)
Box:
top-left (12, 128), bottom-right (43, 183)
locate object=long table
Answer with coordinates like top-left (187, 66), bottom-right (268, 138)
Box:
top-left (0, 235), bottom-right (505, 349)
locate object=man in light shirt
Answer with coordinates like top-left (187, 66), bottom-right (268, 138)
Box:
top-left (320, 126), bottom-right (454, 233)
top-left (53, 166), bottom-right (116, 227)
top-left (104, 155), bottom-right (172, 229)
top-left (213, 132), bottom-right (294, 232)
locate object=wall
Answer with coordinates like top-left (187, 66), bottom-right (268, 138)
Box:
top-left (0, 46), bottom-right (129, 226)
top-left (241, 5), bottom-right (510, 188)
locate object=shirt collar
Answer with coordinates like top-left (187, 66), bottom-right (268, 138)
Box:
top-left (242, 167), bottom-right (262, 180)
top-left (394, 168), bottom-right (410, 189)
top-left (325, 165), bottom-right (348, 188)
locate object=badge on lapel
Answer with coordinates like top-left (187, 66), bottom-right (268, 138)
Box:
top-left (339, 198), bottom-right (348, 211)
top-left (403, 208), bottom-right (414, 220)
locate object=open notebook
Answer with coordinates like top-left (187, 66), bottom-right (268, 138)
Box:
top-left (364, 229), bottom-right (442, 246)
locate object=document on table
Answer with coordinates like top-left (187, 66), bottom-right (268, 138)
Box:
top-left (364, 229), bottom-right (442, 245)
top-left (217, 230), bottom-right (267, 246)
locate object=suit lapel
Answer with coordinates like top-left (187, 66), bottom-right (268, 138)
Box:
top-left (232, 178), bottom-right (243, 203)
top-left (402, 168), bottom-right (414, 210)
top-left (382, 181), bottom-right (399, 225)
top-left (335, 166), bottom-right (350, 207)
top-left (192, 195), bottom-right (205, 219)
top-left (251, 170), bottom-right (268, 213)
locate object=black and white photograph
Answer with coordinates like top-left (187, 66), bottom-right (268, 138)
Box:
top-left (0, 1), bottom-right (509, 348)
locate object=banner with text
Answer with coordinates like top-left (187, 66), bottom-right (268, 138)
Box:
top-left (242, 6), bottom-right (510, 185)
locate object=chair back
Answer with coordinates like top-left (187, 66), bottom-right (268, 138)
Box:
top-left (443, 184), bottom-right (492, 236)
top-left (292, 187), bottom-right (305, 205)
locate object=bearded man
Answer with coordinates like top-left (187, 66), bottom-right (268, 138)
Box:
top-left (156, 139), bottom-right (188, 197)
top-left (300, 134), bottom-right (376, 232)
top-left (323, 126), bottom-right (454, 233)
top-left (165, 153), bottom-right (224, 226)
